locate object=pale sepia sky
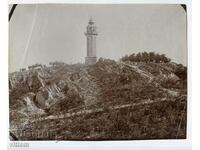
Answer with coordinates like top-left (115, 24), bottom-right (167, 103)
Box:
top-left (9, 4), bottom-right (187, 72)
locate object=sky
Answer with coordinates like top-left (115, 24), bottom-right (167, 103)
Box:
top-left (9, 4), bottom-right (187, 72)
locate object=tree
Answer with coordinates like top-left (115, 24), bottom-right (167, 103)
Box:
top-left (155, 53), bottom-right (161, 63)
top-left (121, 52), bottom-right (171, 63)
top-left (121, 55), bottom-right (129, 62)
top-left (149, 52), bottom-right (156, 62)
top-left (142, 52), bottom-right (149, 62)
top-left (129, 54), bottom-right (135, 62)
top-left (161, 54), bottom-right (171, 63)
top-left (136, 53), bottom-right (142, 62)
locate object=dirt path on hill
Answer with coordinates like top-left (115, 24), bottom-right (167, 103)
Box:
top-left (31, 96), bottom-right (186, 123)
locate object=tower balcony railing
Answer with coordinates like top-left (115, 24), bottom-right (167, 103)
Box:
top-left (85, 31), bottom-right (98, 36)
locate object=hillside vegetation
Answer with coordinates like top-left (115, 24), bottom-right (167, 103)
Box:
top-left (9, 52), bottom-right (187, 140)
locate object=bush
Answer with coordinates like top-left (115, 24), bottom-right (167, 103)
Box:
top-left (121, 52), bottom-right (171, 63)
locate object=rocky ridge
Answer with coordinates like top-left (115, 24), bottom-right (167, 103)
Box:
top-left (9, 58), bottom-right (187, 140)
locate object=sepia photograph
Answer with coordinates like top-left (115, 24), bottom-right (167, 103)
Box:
top-left (9, 3), bottom-right (187, 141)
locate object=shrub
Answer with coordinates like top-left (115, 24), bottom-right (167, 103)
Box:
top-left (121, 52), bottom-right (171, 63)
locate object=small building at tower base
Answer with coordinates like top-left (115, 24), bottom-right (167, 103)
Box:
top-left (85, 56), bottom-right (97, 65)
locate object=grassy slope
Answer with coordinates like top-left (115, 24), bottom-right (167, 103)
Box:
top-left (9, 59), bottom-right (187, 140)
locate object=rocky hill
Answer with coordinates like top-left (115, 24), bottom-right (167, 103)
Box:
top-left (9, 56), bottom-right (187, 140)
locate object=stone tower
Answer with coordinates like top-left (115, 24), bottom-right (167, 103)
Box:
top-left (85, 18), bottom-right (98, 65)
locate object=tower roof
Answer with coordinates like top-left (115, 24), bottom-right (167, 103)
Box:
top-left (89, 17), bottom-right (94, 25)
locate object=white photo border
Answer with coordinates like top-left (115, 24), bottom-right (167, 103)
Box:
top-left (6, 0), bottom-right (192, 150)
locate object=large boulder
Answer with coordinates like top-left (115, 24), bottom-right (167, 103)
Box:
top-left (35, 90), bottom-right (49, 109)
top-left (23, 92), bottom-right (45, 115)
top-left (35, 83), bottom-right (65, 109)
